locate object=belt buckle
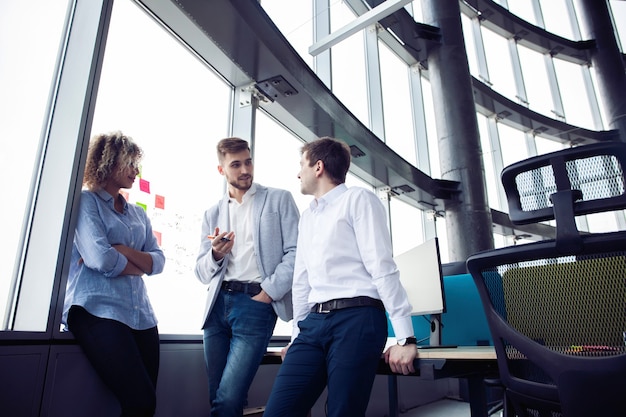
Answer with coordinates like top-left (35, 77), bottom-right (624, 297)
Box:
top-left (316, 303), bottom-right (331, 313)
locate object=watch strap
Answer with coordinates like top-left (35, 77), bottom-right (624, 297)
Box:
top-left (398, 336), bottom-right (417, 346)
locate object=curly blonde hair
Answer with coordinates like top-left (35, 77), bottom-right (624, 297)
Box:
top-left (83, 131), bottom-right (143, 191)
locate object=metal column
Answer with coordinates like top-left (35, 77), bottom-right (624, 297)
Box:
top-left (574, 0), bottom-right (626, 142)
top-left (421, 0), bottom-right (494, 261)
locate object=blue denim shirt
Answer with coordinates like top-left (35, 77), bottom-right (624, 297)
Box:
top-left (63, 189), bottom-right (165, 330)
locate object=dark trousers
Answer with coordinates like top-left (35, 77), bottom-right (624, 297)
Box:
top-left (67, 306), bottom-right (160, 417)
top-left (264, 305), bottom-right (387, 417)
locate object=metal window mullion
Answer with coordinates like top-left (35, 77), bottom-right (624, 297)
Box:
top-left (313, 0), bottom-right (332, 88)
top-left (377, 188), bottom-right (394, 248)
top-left (564, 0), bottom-right (604, 130)
top-left (543, 54), bottom-right (566, 121)
top-left (525, 131), bottom-right (538, 157)
top-left (471, 16), bottom-right (491, 86)
top-left (408, 64), bottom-right (435, 239)
top-left (509, 38), bottom-right (529, 106)
top-left (364, 23), bottom-right (385, 138)
top-left (232, 84), bottom-right (257, 152)
top-left (488, 118), bottom-right (507, 211)
top-left (580, 66), bottom-right (605, 130)
top-left (410, 65), bottom-right (430, 174)
top-left (531, 0), bottom-right (546, 28)
top-left (564, 0), bottom-right (582, 41)
top-left (533, 0), bottom-right (565, 121)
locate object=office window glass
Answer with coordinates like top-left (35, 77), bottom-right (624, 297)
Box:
top-left (254, 111), bottom-right (309, 214)
top-left (493, 233), bottom-right (509, 250)
top-left (420, 79), bottom-right (441, 178)
top-left (390, 198), bottom-right (423, 257)
top-left (535, 137), bottom-right (564, 156)
top-left (461, 14), bottom-right (480, 78)
top-left (517, 44), bottom-right (555, 119)
top-left (505, 0), bottom-right (537, 26)
top-left (587, 212), bottom-right (620, 233)
top-left (329, 1), bottom-right (369, 127)
top-left (253, 111), bottom-right (308, 337)
top-left (379, 42), bottom-right (417, 166)
top-left (407, 77), bottom-right (447, 259)
top-left (435, 218), bottom-right (449, 264)
top-left (478, 116), bottom-right (502, 211)
top-left (553, 59), bottom-right (595, 129)
top-left (255, 111), bottom-right (376, 213)
top-left (609, 1), bottom-right (626, 52)
top-left (588, 65), bottom-right (613, 130)
top-left (404, 1), bottom-right (423, 21)
top-left (540, 0), bottom-right (575, 39)
top-left (0, 0), bottom-right (70, 330)
top-left (260, 0), bottom-right (314, 69)
top-left (86, 0), bottom-right (231, 335)
top-left (498, 123), bottom-right (529, 167)
top-left (481, 26), bottom-right (517, 103)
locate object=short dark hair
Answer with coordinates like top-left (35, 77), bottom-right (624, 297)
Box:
top-left (216, 137), bottom-right (250, 164)
top-left (301, 137), bottom-right (351, 185)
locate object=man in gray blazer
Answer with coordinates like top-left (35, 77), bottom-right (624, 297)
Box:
top-left (195, 137), bottom-right (299, 417)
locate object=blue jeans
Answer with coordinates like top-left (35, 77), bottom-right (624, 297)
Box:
top-left (67, 305), bottom-right (159, 417)
top-left (264, 305), bottom-right (387, 417)
top-left (203, 289), bottom-right (277, 417)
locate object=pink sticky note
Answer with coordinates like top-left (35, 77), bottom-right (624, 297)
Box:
top-left (155, 194), bottom-right (165, 209)
top-left (139, 178), bottom-right (150, 193)
top-left (153, 230), bottom-right (162, 246)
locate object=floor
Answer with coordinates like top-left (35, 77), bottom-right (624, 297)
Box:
top-left (401, 398), bottom-right (504, 417)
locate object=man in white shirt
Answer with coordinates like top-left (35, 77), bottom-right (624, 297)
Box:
top-left (195, 137), bottom-right (299, 417)
top-left (264, 137), bottom-right (418, 417)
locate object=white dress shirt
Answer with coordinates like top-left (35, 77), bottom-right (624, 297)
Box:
top-left (291, 184), bottom-right (414, 340)
top-left (224, 183), bottom-right (262, 283)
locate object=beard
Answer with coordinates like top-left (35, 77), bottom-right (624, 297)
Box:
top-left (228, 175), bottom-right (252, 191)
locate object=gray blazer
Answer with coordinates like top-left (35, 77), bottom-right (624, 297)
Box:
top-left (194, 184), bottom-right (299, 327)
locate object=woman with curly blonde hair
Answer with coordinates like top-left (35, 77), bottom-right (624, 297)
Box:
top-left (63, 131), bottom-right (165, 417)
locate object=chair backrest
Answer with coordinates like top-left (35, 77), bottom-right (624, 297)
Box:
top-left (467, 142), bottom-right (626, 417)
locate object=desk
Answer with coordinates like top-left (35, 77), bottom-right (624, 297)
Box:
top-left (381, 346), bottom-right (497, 417)
top-left (264, 345), bottom-right (497, 417)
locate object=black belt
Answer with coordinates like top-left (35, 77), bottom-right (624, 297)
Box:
top-left (311, 296), bottom-right (384, 313)
top-left (221, 280), bottom-right (262, 296)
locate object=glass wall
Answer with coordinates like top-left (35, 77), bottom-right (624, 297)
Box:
top-left (88, 0), bottom-right (232, 335)
top-left (610, 0), bottom-right (626, 51)
top-left (379, 42), bottom-right (417, 166)
top-left (0, 0), bottom-right (71, 329)
top-left (260, 0), bottom-right (625, 243)
top-left (328, 1), bottom-right (369, 126)
top-left (2, 0), bottom-right (624, 336)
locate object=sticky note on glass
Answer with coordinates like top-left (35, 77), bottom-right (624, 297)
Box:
top-left (155, 194), bottom-right (165, 209)
top-left (153, 230), bottom-right (162, 246)
top-left (136, 202), bottom-right (147, 211)
top-left (139, 178), bottom-right (150, 193)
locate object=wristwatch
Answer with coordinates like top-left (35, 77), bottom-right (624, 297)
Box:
top-left (397, 336), bottom-right (417, 346)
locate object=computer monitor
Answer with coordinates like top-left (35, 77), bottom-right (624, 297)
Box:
top-left (393, 237), bottom-right (445, 316)
top-left (393, 238), bottom-right (446, 345)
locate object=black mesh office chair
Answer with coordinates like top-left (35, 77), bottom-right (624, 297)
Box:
top-left (467, 142), bottom-right (626, 417)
